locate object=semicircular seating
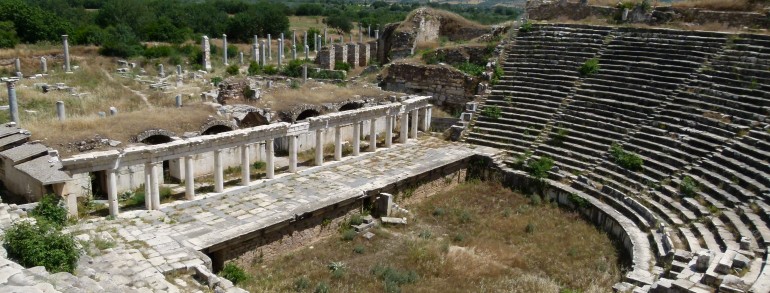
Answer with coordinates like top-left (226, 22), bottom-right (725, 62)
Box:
top-left (467, 24), bottom-right (770, 292)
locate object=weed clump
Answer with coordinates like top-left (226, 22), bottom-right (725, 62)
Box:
top-left (219, 262), bottom-right (249, 285)
top-left (579, 58), bottom-right (600, 76)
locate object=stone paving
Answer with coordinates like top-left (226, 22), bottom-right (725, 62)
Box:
top-left (1, 136), bottom-right (496, 292)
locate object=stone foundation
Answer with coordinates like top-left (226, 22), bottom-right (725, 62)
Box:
top-left (379, 63), bottom-right (479, 112)
top-left (334, 44), bottom-right (348, 65)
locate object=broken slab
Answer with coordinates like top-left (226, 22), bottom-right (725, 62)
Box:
top-left (381, 217), bottom-right (407, 225)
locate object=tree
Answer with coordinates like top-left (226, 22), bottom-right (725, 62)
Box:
top-left (0, 0), bottom-right (72, 43)
top-left (325, 14), bottom-right (353, 34)
top-left (0, 21), bottom-right (19, 48)
top-left (3, 221), bottom-right (79, 274)
top-left (71, 24), bottom-right (105, 46)
top-left (295, 3), bottom-right (324, 16)
top-left (99, 24), bottom-right (144, 58)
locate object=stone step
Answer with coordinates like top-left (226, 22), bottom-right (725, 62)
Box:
top-left (721, 210), bottom-right (759, 252)
top-left (679, 227), bottom-right (703, 252)
top-left (693, 222), bottom-right (722, 252)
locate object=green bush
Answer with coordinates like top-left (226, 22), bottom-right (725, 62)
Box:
top-left (310, 70), bottom-right (346, 80)
top-left (142, 45), bottom-right (174, 59)
top-left (341, 229), bottom-right (357, 241)
top-left (252, 161), bottom-right (266, 170)
top-left (334, 61), bottom-right (351, 72)
top-left (247, 61), bottom-right (262, 76)
top-left (481, 105), bottom-right (502, 119)
top-left (282, 59), bottom-right (309, 77)
top-left (263, 65), bottom-right (279, 75)
top-left (3, 221), bottom-right (79, 273)
top-left (579, 58), bottom-right (600, 76)
top-left (527, 156), bottom-right (554, 179)
top-left (353, 245), bottom-right (365, 254)
top-left (609, 143), bottom-right (643, 171)
top-left (519, 21), bottom-right (533, 33)
top-left (294, 276), bottom-right (311, 291)
top-left (456, 62), bottom-right (484, 77)
top-left (680, 176), bottom-right (699, 197)
top-left (314, 282), bottom-right (330, 293)
top-left (219, 262), bottom-right (248, 285)
top-left (226, 64), bottom-right (239, 76)
top-left (30, 194), bottom-right (68, 227)
top-left (348, 214), bottom-right (363, 226)
top-left (525, 223), bottom-right (535, 234)
top-left (211, 76), bottom-right (223, 86)
top-left (491, 64), bottom-right (503, 85)
top-left (371, 264), bottom-right (418, 293)
top-left (568, 193), bottom-right (589, 209)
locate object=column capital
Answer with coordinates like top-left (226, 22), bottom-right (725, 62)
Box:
top-left (61, 34), bottom-right (68, 40)
top-left (5, 80), bottom-right (17, 88)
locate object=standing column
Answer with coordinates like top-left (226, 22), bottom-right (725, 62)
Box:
top-left (315, 129), bottom-right (324, 166)
top-left (385, 115), bottom-right (393, 148)
top-left (420, 107), bottom-right (429, 131)
top-left (292, 30), bottom-right (297, 47)
top-left (6, 80), bottom-right (19, 125)
top-left (62, 35), bottom-right (71, 72)
top-left (289, 135), bottom-right (298, 172)
top-left (352, 121), bottom-right (361, 156)
top-left (369, 118), bottom-right (377, 152)
top-left (40, 57), bottom-right (47, 73)
top-left (427, 107), bottom-right (433, 130)
top-left (107, 169), bottom-right (119, 217)
top-left (334, 126), bottom-right (342, 161)
top-left (260, 41), bottom-right (266, 66)
top-left (314, 33), bottom-right (319, 53)
top-left (304, 45), bottom-right (309, 60)
top-left (266, 139), bottom-right (275, 179)
top-left (202, 36), bottom-right (212, 71)
top-left (241, 145), bottom-right (250, 185)
top-left (267, 34), bottom-right (272, 60)
top-left (323, 27), bottom-right (328, 45)
top-left (150, 162), bottom-right (161, 210)
top-left (56, 101), bottom-right (65, 121)
top-left (375, 29), bottom-right (379, 39)
top-left (184, 155), bottom-right (195, 200)
top-left (277, 39), bottom-right (283, 68)
top-left (239, 52), bottom-right (244, 65)
top-left (292, 45), bottom-right (297, 60)
top-left (14, 58), bottom-right (21, 77)
top-left (410, 109), bottom-right (419, 138)
top-left (304, 31), bottom-right (308, 52)
top-left (214, 150), bottom-right (223, 193)
top-left (252, 44), bottom-right (258, 62)
top-left (400, 112), bottom-right (409, 143)
top-left (222, 34), bottom-right (229, 65)
top-left (144, 163), bottom-right (153, 210)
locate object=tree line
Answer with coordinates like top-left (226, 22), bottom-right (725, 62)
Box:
top-left (0, 0), bottom-right (520, 57)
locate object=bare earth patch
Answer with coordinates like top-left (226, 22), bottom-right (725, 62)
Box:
top-left (237, 181), bottom-right (622, 293)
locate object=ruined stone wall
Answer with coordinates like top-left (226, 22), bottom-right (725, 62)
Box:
top-left (207, 158), bottom-right (471, 268)
top-left (379, 63), bottom-right (478, 112)
top-left (424, 44), bottom-right (493, 65)
top-left (527, 1), bottom-right (770, 28)
top-left (316, 46), bottom-right (335, 70)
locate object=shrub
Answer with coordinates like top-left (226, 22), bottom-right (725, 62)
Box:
top-left (527, 156), bottom-right (554, 179)
top-left (314, 282), bottom-right (330, 293)
top-left (568, 193), bottom-right (589, 209)
top-left (226, 64), bottom-right (239, 76)
top-left (609, 143), bottom-right (643, 171)
top-left (353, 245), bottom-right (365, 254)
top-left (30, 194), bottom-right (68, 227)
top-left (341, 229), bottom-right (357, 241)
top-left (142, 45), bottom-right (174, 59)
top-left (525, 223), bottom-right (536, 234)
top-left (219, 262), bottom-right (248, 285)
top-left (519, 21), bottom-right (533, 33)
top-left (247, 61), bottom-right (262, 75)
top-left (491, 64), bottom-right (503, 85)
top-left (252, 161), bottom-right (266, 170)
top-left (290, 80), bottom-right (301, 89)
top-left (334, 61), bottom-right (351, 71)
top-left (282, 59), bottom-right (309, 77)
top-left (481, 105), bottom-right (502, 119)
top-left (456, 62), bottom-right (484, 77)
top-left (418, 230), bottom-right (432, 239)
top-left (348, 214), bottom-right (364, 226)
top-left (3, 221), bottom-right (79, 273)
top-left (263, 65), bottom-right (279, 75)
top-left (211, 76), bottom-right (223, 86)
top-left (432, 207), bottom-right (445, 216)
top-left (579, 58), bottom-right (600, 76)
top-left (680, 176), bottom-right (699, 197)
top-left (294, 276), bottom-right (311, 291)
top-left (371, 264), bottom-right (418, 293)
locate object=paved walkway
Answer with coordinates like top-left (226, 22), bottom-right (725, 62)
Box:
top-left (62, 136), bottom-right (496, 291)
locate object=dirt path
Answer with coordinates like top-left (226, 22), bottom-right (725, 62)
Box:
top-left (101, 68), bottom-right (153, 108)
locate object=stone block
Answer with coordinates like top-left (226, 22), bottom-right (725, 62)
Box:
top-left (375, 193), bottom-right (392, 216)
top-left (381, 217), bottom-right (407, 225)
top-left (695, 250), bottom-right (712, 271)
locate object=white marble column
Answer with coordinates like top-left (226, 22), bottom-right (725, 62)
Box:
top-left (352, 121), bottom-right (361, 156)
top-left (214, 150), bottom-right (224, 193)
top-left (420, 107), bottom-right (429, 131)
top-left (334, 126), bottom-right (342, 161)
top-left (184, 156), bottom-right (195, 200)
top-left (369, 118), bottom-right (377, 152)
top-left (107, 169), bottom-right (119, 217)
top-left (427, 107), bottom-right (432, 130)
top-left (289, 136), bottom-right (298, 172)
top-left (144, 163), bottom-right (153, 209)
top-left (400, 112), bottom-right (409, 143)
top-left (241, 145), bottom-right (250, 186)
top-left (150, 162), bottom-right (161, 210)
top-left (410, 109), bottom-right (419, 138)
top-left (385, 115), bottom-right (393, 148)
top-left (315, 129), bottom-right (324, 166)
top-left (266, 139), bottom-right (275, 179)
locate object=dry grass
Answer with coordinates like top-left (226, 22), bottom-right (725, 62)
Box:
top-left (238, 181), bottom-right (622, 292)
top-left (671, 0), bottom-right (763, 11)
top-left (25, 104), bottom-right (216, 156)
top-left (249, 80), bottom-right (396, 111)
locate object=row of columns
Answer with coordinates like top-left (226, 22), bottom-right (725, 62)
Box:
top-left (101, 106), bottom-right (431, 217)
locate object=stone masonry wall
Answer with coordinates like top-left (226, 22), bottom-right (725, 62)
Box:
top-left (424, 44), bottom-right (493, 66)
top-left (358, 43), bottom-right (370, 67)
top-left (347, 44), bottom-right (359, 69)
top-left (379, 63), bottom-right (478, 112)
top-left (316, 46), bottom-right (335, 70)
top-left (334, 44), bottom-right (348, 64)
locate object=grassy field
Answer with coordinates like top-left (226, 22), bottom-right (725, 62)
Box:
top-left (235, 181), bottom-right (622, 293)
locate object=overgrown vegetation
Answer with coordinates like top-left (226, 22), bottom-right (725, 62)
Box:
top-left (579, 58), bottom-right (600, 76)
top-left (3, 195), bottom-right (79, 273)
top-left (481, 105), bottom-right (502, 119)
top-left (238, 182), bottom-right (621, 292)
top-left (528, 156), bottom-right (555, 179)
top-left (680, 176), bottom-right (699, 197)
top-left (519, 21), bottom-right (533, 33)
top-left (609, 142), bottom-right (643, 171)
top-left (220, 262), bottom-right (249, 285)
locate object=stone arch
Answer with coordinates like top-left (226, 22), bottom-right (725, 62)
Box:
top-left (200, 120), bottom-right (239, 135)
top-left (296, 109), bottom-right (321, 121)
top-left (338, 102), bottom-right (363, 112)
top-left (239, 112), bottom-right (270, 128)
top-left (135, 129), bottom-right (176, 145)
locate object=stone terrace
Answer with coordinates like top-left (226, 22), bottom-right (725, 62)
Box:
top-left (3, 137), bottom-right (493, 292)
top-left (466, 23), bottom-right (770, 292)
